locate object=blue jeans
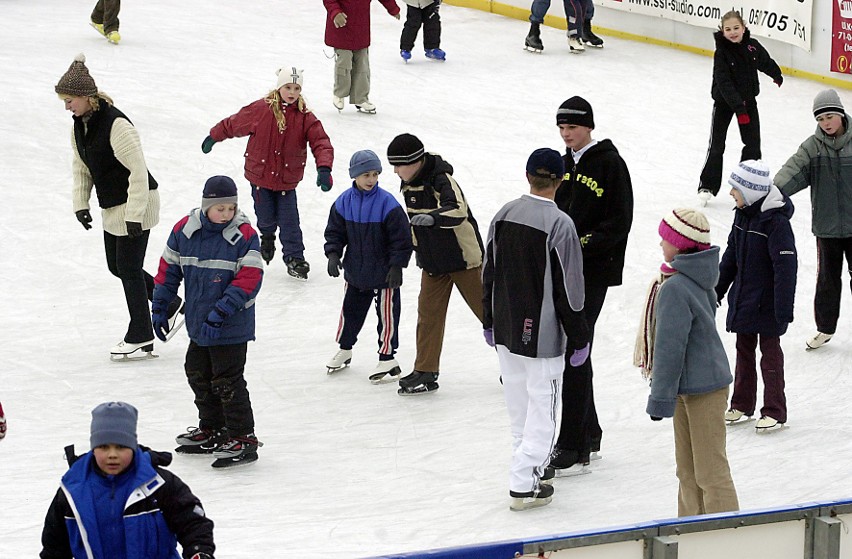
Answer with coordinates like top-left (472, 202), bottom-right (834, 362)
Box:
top-left (529, 0), bottom-right (594, 35)
top-left (251, 184), bottom-right (304, 261)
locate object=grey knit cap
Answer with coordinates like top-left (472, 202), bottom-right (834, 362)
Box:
top-left (813, 89), bottom-right (844, 119)
top-left (90, 401), bottom-right (138, 449)
top-left (55, 53), bottom-right (98, 97)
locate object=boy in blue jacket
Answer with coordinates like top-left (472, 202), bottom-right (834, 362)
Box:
top-left (323, 150), bottom-right (413, 383)
top-left (40, 402), bottom-right (215, 559)
top-left (717, 160), bottom-right (796, 432)
top-left (152, 176), bottom-right (264, 467)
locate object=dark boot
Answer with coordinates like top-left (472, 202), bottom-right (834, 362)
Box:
top-left (582, 19), bottom-right (604, 47)
top-left (525, 22), bottom-right (543, 52)
top-left (260, 234), bottom-right (275, 264)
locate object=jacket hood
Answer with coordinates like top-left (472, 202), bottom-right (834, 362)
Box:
top-left (671, 246), bottom-right (720, 291)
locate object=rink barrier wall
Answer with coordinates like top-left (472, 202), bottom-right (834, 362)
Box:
top-left (363, 498), bottom-right (852, 558)
top-left (443, 0), bottom-right (852, 89)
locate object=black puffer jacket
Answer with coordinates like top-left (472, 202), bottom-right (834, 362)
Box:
top-left (711, 29), bottom-right (782, 114)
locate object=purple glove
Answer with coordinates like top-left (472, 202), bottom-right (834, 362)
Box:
top-left (483, 328), bottom-right (495, 347)
top-left (569, 343), bottom-right (590, 367)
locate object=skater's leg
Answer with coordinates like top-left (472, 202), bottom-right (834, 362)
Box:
top-left (90, 0), bottom-right (105, 24)
top-left (336, 283), bottom-right (374, 349)
top-left (413, 271), bottom-right (454, 373)
top-left (349, 48), bottom-right (371, 105)
top-left (105, 230), bottom-right (153, 343)
top-left (422, 3), bottom-right (442, 50)
top-left (738, 103), bottom-right (762, 161)
top-left (102, 0), bottom-right (120, 33)
top-left (278, 190), bottom-right (304, 262)
top-left (731, 333), bottom-right (758, 415)
top-left (758, 335), bottom-right (786, 423)
top-left (674, 395), bottom-right (702, 516)
top-left (451, 266), bottom-right (486, 324)
top-left (209, 343), bottom-right (254, 436)
top-left (815, 237), bottom-right (844, 334)
top-left (333, 49), bottom-right (354, 99)
top-left (699, 103), bottom-right (734, 195)
top-left (184, 341), bottom-right (226, 430)
top-left (563, 0), bottom-right (585, 40)
top-left (529, 0), bottom-right (551, 24)
top-left (251, 184), bottom-right (278, 239)
top-left (400, 5), bottom-right (423, 51)
top-left (374, 287), bottom-right (401, 357)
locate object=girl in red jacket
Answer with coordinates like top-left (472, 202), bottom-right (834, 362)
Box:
top-left (202, 67), bottom-right (334, 281)
top-left (324, 0), bottom-right (401, 114)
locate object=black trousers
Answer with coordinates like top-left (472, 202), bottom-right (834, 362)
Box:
top-left (698, 101), bottom-right (761, 195)
top-left (400, 3), bottom-right (441, 51)
top-left (103, 230), bottom-right (154, 343)
top-left (556, 283), bottom-right (608, 456)
top-left (814, 237), bottom-right (852, 334)
top-left (184, 341), bottom-right (255, 436)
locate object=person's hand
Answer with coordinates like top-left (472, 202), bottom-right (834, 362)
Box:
top-left (75, 209), bottom-right (93, 230)
top-left (327, 253), bottom-right (342, 278)
top-left (393, 12), bottom-right (400, 19)
top-left (201, 306), bottom-right (227, 341)
top-left (317, 167), bottom-right (333, 192)
top-left (126, 222), bottom-right (143, 238)
top-left (483, 328), bottom-right (495, 347)
top-left (201, 135), bottom-right (216, 154)
top-left (410, 214), bottom-right (435, 227)
top-left (386, 266), bottom-right (402, 289)
top-left (737, 113), bottom-right (750, 125)
top-left (569, 343), bottom-right (590, 367)
top-left (151, 299), bottom-right (171, 342)
top-left (333, 12), bottom-right (347, 28)
top-left (650, 416), bottom-right (663, 421)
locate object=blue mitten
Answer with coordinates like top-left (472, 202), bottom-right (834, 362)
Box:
top-left (151, 299), bottom-right (170, 342)
top-left (483, 328), bottom-right (495, 347)
top-left (569, 343), bottom-right (590, 367)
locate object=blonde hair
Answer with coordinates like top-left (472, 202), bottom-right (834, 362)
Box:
top-left (56, 91), bottom-right (113, 112)
top-left (719, 10), bottom-right (745, 30)
top-left (264, 89), bottom-right (309, 132)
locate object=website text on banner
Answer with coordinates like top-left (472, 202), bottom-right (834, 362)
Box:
top-left (833, 0), bottom-right (852, 73)
top-left (599, 0), bottom-right (813, 51)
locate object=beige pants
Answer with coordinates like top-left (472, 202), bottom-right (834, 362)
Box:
top-left (674, 386), bottom-right (739, 516)
top-left (334, 48), bottom-right (370, 104)
top-left (414, 267), bottom-right (484, 373)
top-left (91, 0), bottom-right (121, 33)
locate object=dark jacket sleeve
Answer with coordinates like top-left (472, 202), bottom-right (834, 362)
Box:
top-left (713, 50), bottom-right (746, 113)
top-left (551, 247), bottom-right (589, 352)
top-left (385, 205), bottom-right (414, 268)
top-left (716, 226), bottom-right (737, 302)
top-left (429, 173), bottom-right (469, 229)
top-left (40, 489), bottom-right (72, 559)
top-left (580, 155), bottom-right (633, 258)
top-left (157, 469), bottom-right (216, 559)
top-left (768, 216), bottom-right (797, 325)
top-left (754, 40), bottom-right (783, 83)
top-left (481, 230), bottom-right (495, 330)
top-left (323, 203), bottom-right (347, 257)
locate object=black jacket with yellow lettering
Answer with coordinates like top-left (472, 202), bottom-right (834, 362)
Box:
top-left (555, 139), bottom-right (633, 286)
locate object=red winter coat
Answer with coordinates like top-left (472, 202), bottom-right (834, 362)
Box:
top-left (323, 0), bottom-right (400, 51)
top-left (209, 98), bottom-right (334, 191)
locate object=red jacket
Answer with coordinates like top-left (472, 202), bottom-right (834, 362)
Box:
top-left (209, 98), bottom-right (334, 191)
top-left (323, 0), bottom-right (400, 51)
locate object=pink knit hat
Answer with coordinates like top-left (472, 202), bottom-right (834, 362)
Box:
top-left (659, 208), bottom-right (710, 252)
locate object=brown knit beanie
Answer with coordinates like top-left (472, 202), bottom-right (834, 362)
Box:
top-left (55, 53), bottom-right (98, 97)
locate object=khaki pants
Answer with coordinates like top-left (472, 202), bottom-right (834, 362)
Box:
top-left (334, 48), bottom-right (370, 104)
top-left (91, 0), bottom-right (121, 33)
top-left (414, 267), bottom-right (484, 373)
top-left (674, 386), bottom-right (739, 516)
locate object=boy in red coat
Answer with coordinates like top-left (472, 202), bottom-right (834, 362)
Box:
top-left (323, 0), bottom-right (400, 114)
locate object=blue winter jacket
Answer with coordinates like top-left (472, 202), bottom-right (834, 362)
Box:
top-left (646, 247), bottom-right (733, 418)
top-left (154, 209), bottom-right (263, 346)
top-left (716, 187), bottom-right (797, 336)
top-left (324, 182), bottom-right (413, 289)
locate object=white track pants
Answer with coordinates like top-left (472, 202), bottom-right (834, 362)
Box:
top-left (497, 345), bottom-right (563, 493)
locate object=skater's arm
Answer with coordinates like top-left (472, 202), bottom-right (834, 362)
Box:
top-left (716, 226), bottom-right (737, 302)
top-left (157, 471), bottom-right (216, 559)
top-left (774, 140), bottom-right (814, 196)
top-left (768, 216), bottom-right (797, 325)
top-left (110, 118), bottom-right (152, 225)
top-left (305, 115), bottom-right (334, 170)
top-left (323, 203), bottom-right (348, 257)
top-left (209, 100), bottom-right (263, 142)
top-left (219, 226), bottom-right (263, 312)
top-left (385, 204), bottom-right (414, 268)
top-left (70, 130), bottom-right (94, 213)
top-left (40, 489), bottom-right (73, 559)
top-left (647, 282), bottom-right (690, 418)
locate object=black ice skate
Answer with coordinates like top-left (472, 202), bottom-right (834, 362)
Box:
top-left (175, 426), bottom-right (228, 455)
top-left (549, 448), bottom-right (591, 478)
top-left (582, 19), bottom-right (604, 48)
top-left (509, 483), bottom-right (554, 511)
top-left (110, 339), bottom-right (157, 362)
top-left (524, 23), bottom-right (543, 53)
top-left (211, 434), bottom-right (262, 469)
top-left (260, 234), bottom-right (276, 265)
top-left (285, 258), bottom-right (310, 281)
top-left (397, 370), bottom-right (439, 395)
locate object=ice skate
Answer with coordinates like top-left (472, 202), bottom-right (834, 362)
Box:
top-left (697, 189), bottom-right (713, 207)
top-left (755, 415), bottom-right (784, 433)
top-left (400, 49), bottom-right (412, 63)
top-left (175, 426), bottom-right (228, 455)
top-left (89, 21), bottom-right (105, 37)
top-left (509, 483), bottom-right (554, 511)
top-left (164, 297), bottom-right (186, 342)
top-left (582, 20), bottom-right (604, 48)
top-left (285, 258), bottom-right (310, 281)
top-left (568, 36), bottom-right (585, 53)
top-left (333, 96), bottom-right (345, 112)
top-left (260, 234), bottom-right (276, 265)
top-left (540, 466), bottom-right (555, 486)
top-left (368, 358), bottom-right (401, 384)
top-left (425, 48), bottom-right (446, 61)
top-left (326, 348), bottom-right (352, 374)
top-left (211, 434), bottom-right (262, 468)
top-left (397, 370), bottom-right (439, 395)
top-left (524, 23), bottom-right (544, 53)
top-left (806, 332), bottom-right (832, 350)
top-left (110, 339), bottom-right (156, 362)
top-left (355, 100), bottom-right (377, 114)
top-left (550, 448), bottom-right (591, 478)
top-left (106, 30), bottom-right (120, 44)
top-left (724, 408), bottom-right (751, 424)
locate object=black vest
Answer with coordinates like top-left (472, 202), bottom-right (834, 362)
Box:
top-left (73, 100), bottom-right (157, 209)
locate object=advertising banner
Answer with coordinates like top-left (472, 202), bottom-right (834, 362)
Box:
top-left (831, 0), bottom-right (852, 73)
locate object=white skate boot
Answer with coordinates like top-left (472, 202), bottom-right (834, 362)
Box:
top-left (326, 348), bottom-right (352, 374)
top-left (110, 339), bottom-right (156, 362)
top-left (368, 358), bottom-right (402, 384)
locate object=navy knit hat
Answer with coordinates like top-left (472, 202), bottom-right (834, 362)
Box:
top-left (556, 96), bottom-right (595, 129)
top-left (90, 401), bottom-right (138, 449)
top-left (202, 175), bottom-right (238, 214)
top-left (526, 148), bottom-right (565, 179)
top-left (349, 149), bottom-right (383, 178)
top-left (387, 133), bottom-right (425, 165)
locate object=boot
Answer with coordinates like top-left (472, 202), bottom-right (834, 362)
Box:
top-left (582, 19), bottom-right (604, 47)
top-left (260, 234), bottom-right (275, 264)
top-left (524, 23), bottom-right (543, 52)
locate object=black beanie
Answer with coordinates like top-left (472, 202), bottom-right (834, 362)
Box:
top-left (387, 133), bottom-right (425, 165)
top-left (202, 175), bottom-right (238, 213)
top-left (556, 96), bottom-right (595, 129)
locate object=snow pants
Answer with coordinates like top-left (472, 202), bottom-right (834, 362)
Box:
top-left (732, 333), bottom-right (786, 423)
top-left (91, 0), bottom-right (120, 33)
top-left (103, 230), bottom-right (154, 344)
top-left (414, 266), bottom-right (484, 373)
top-left (184, 341), bottom-right (255, 437)
top-left (674, 386), bottom-right (739, 517)
top-left (400, 3), bottom-right (442, 51)
top-left (251, 185), bottom-right (304, 262)
top-left (335, 283), bottom-right (401, 358)
top-left (814, 236), bottom-right (852, 335)
top-left (699, 101), bottom-right (762, 195)
top-left (334, 48), bottom-right (370, 105)
top-left (497, 345), bottom-right (563, 493)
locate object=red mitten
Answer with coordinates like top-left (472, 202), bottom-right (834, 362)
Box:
top-left (737, 113), bottom-right (751, 125)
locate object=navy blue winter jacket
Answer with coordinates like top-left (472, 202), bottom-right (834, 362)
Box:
top-left (716, 187), bottom-right (797, 336)
top-left (324, 182), bottom-right (413, 289)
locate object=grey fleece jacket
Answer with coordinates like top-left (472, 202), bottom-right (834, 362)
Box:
top-left (646, 247), bottom-right (733, 418)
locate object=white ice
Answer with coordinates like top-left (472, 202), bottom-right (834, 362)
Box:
top-left (2, 1), bottom-right (851, 557)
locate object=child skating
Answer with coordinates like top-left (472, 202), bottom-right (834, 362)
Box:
top-left (399, 0), bottom-right (446, 62)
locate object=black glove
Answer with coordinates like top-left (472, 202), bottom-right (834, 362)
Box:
top-left (317, 167), bottom-right (333, 192)
top-left (650, 416), bottom-right (663, 421)
top-left (201, 135), bottom-right (216, 154)
top-left (327, 253), bottom-right (342, 277)
top-left (126, 221), bottom-right (143, 239)
top-left (410, 214), bottom-right (435, 227)
top-left (386, 266), bottom-right (402, 289)
top-left (75, 209), bottom-right (93, 230)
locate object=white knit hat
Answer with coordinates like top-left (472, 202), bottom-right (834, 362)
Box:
top-left (728, 160), bottom-right (772, 206)
top-left (276, 66), bottom-right (303, 89)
